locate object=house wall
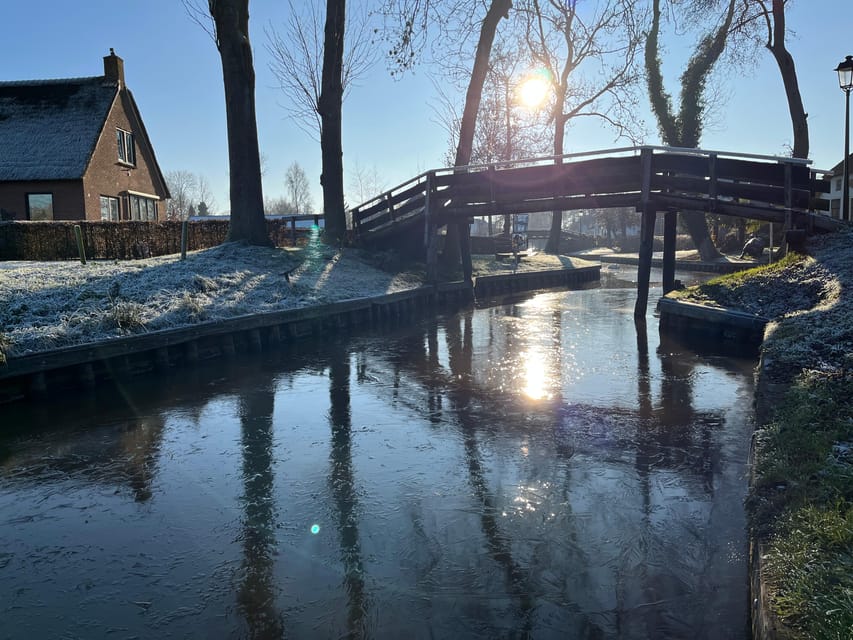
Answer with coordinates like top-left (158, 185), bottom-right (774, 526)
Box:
top-left (81, 90), bottom-right (167, 221)
top-left (0, 180), bottom-right (84, 221)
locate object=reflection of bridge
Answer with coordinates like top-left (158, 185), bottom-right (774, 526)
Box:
top-left (350, 146), bottom-right (838, 317)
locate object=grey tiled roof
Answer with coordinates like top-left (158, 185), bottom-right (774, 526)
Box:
top-left (0, 76), bottom-right (117, 181)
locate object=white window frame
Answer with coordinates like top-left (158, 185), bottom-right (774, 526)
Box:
top-left (100, 195), bottom-right (120, 221)
top-left (126, 192), bottom-right (159, 221)
top-left (117, 128), bottom-right (136, 166)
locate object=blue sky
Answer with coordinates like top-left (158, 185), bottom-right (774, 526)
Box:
top-left (1, 1), bottom-right (850, 214)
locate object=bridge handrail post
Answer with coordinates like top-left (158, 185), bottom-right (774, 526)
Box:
top-left (386, 192), bottom-right (395, 222)
top-left (640, 147), bottom-right (653, 206)
top-left (708, 152), bottom-right (718, 206)
top-left (424, 171), bottom-right (439, 283)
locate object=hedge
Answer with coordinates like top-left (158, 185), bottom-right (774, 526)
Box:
top-left (0, 219), bottom-right (318, 261)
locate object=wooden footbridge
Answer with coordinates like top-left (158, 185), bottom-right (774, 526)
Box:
top-left (349, 146), bottom-right (839, 318)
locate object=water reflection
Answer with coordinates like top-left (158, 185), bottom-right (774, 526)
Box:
top-left (236, 384), bottom-right (285, 638)
top-left (0, 271), bottom-right (754, 639)
top-left (327, 341), bottom-right (368, 639)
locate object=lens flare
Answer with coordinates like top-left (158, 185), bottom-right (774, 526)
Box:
top-left (310, 524), bottom-right (320, 535)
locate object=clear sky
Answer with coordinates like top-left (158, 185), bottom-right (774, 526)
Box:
top-left (1, 1), bottom-right (851, 214)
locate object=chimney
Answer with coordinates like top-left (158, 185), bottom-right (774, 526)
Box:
top-left (103, 48), bottom-right (125, 87)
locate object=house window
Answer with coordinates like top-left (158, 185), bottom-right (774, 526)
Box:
top-left (117, 128), bottom-right (136, 165)
top-left (128, 194), bottom-right (158, 221)
top-left (100, 196), bottom-right (120, 221)
top-left (26, 193), bottom-right (53, 220)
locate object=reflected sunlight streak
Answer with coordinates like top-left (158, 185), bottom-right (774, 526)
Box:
top-left (522, 348), bottom-right (552, 401)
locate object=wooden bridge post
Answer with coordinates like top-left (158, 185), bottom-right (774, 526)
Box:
top-left (424, 172), bottom-right (439, 283)
top-left (635, 148), bottom-right (655, 320)
top-left (662, 210), bottom-right (677, 294)
top-left (636, 207), bottom-right (658, 320)
top-left (460, 220), bottom-right (473, 287)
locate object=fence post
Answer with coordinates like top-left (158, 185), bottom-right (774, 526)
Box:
top-left (181, 219), bottom-right (188, 260)
top-left (73, 224), bottom-right (87, 265)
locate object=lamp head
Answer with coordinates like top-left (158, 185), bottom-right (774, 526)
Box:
top-left (836, 55), bottom-right (853, 92)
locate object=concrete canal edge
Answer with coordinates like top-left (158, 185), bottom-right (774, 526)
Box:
top-left (657, 297), bottom-right (768, 346)
top-left (658, 297), bottom-right (793, 639)
top-left (0, 265), bottom-right (600, 404)
top-left (600, 253), bottom-right (757, 274)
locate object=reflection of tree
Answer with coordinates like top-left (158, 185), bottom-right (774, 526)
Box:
top-left (236, 384), bottom-right (285, 639)
top-left (445, 314), bottom-right (534, 632)
top-left (327, 341), bottom-right (367, 639)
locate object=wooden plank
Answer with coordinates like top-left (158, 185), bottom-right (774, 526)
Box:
top-left (653, 174), bottom-right (811, 208)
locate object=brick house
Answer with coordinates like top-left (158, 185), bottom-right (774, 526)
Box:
top-left (0, 50), bottom-right (170, 222)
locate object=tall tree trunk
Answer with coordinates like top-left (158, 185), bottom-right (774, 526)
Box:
top-left (644, 0), bottom-right (737, 262)
top-left (768, 0), bottom-right (808, 159)
top-left (440, 0), bottom-right (512, 270)
top-left (210, 0), bottom-right (271, 246)
top-left (319, 0), bottom-right (347, 245)
top-left (544, 114), bottom-right (566, 254)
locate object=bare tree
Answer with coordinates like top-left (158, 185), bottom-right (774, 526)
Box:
top-left (347, 160), bottom-right (387, 206)
top-left (264, 196), bottom-right (296, 215)
top-left (433, 36), bottom-right (550, 233)
top-left (735, 0), bottom-right (808, 159)
top-left (187, 0), bottom-right (270, 245)
top-left (266, 0), bottom-right (375, 139)
top-left (433, 37), bottom-right (549, 167)
top-left (284, 162), bottom-right (314, 213)
top-left (520, 0), bottom-right (644, 254)
top-left (195, 174), bottom-right (219, 215)
top-left (165, 170), bottom-right (198, 220)
top-left (266, 0), bottom-right (375, 246)
top-left (378, 0), bottom-right (512, 277)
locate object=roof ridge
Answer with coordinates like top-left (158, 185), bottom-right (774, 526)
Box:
top-left (0, 75), bottom-right (113, 88)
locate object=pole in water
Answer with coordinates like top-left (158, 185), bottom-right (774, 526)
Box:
top-left (73, 224), bottom-right (86, 265)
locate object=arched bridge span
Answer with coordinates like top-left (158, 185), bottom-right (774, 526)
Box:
top-left (349, 146), bottom-right (839, 317)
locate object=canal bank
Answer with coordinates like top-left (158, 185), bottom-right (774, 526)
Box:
top-left (0, 246), bottom-right (600, 403)
top-left (656, 235), bottom-right (853, 640)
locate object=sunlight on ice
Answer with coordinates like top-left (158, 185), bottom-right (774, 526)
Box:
top-left (521, 348), bottom-right (552, 400)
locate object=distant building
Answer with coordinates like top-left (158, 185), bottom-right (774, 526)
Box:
top-left (0, 50), bottom-right (169, 222)
top-left (824, 154), bottom-right (853, 219)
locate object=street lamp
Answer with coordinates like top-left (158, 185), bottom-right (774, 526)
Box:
top-left (835, 55), bottom-right (853, 221)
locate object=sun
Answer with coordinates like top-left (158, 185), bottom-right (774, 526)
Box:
top-left (518, 75), bottom-right (550, 109)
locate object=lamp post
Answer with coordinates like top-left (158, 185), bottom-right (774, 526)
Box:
top-left (836, 55), bottom-right (853, 221)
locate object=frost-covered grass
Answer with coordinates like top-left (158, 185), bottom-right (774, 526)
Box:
top-left (673, 229), bottom-right (853, 638)
top-left (0, 240), bottom-right (590, 361)
top-left (0, 239), bottom-right (424, 358)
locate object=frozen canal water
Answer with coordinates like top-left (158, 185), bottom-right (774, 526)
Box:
top-left (0, 267), bottom-right (755, 639)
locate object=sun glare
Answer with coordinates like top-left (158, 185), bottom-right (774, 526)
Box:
top-left (518, 75), bottom-right (550, 109)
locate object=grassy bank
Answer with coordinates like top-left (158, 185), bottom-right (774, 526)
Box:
top-left (0, 242), bottom-right (585, 362)
top-left (670, 234), bottom-right (853, 638)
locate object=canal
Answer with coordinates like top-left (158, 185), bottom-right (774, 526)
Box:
top-left (0, 266), bottom-right (756, 639)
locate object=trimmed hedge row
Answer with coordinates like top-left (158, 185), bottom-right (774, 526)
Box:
top-left (0, 219), bottom-right (317, 261)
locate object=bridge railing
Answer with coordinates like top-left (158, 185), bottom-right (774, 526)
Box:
top-left (349, 146), bottom-right (832, 239)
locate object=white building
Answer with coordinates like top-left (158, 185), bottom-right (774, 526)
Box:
top-left (824, 154), bottom-right (853, 219)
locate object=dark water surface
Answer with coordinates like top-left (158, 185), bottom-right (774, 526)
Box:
top-left (0, 267), bottom-right (755, 639)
